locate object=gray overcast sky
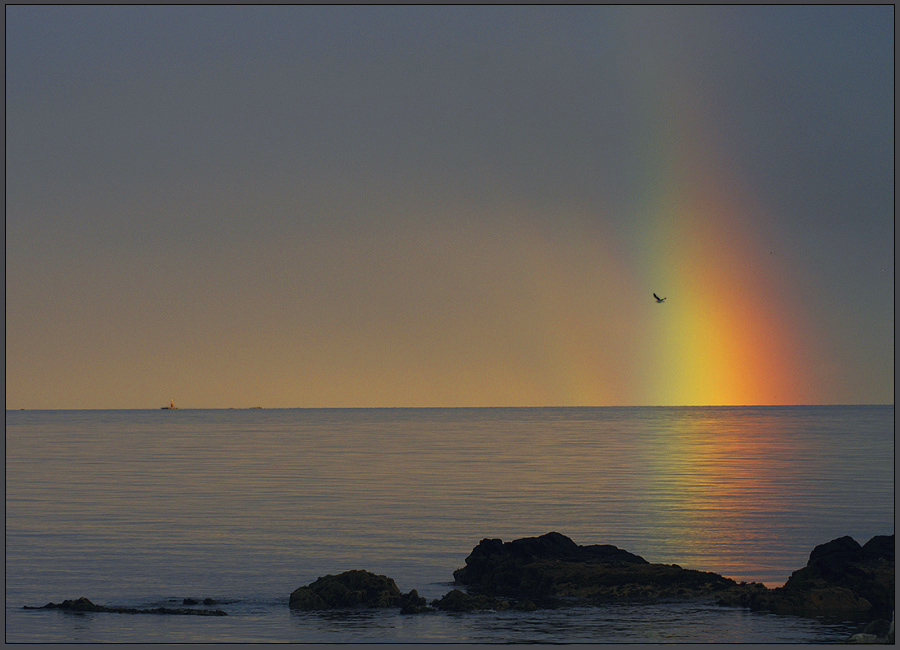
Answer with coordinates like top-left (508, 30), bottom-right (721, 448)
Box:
top-left (6, 5), bottom-right (894, 408)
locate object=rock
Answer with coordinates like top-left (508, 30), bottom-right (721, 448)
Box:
top-left (399, 589), bottom-right (434, 614)
top-left (718, 535), bottom-right (894, 621)
top-left (27, 597), bottom-right (108, 613)
top-left (23, 597), bottom-right (227, 616)
top-left (863, 535), bottom-right (895, 562)
top-left (862, 618), bottom-right (892, 637)
top-left (431, 589), bottom-right (510, 612)
top-left (183, 597), bottom-right (224, 606)
top-left (808, 535), bottom-right (862, 564)
top-left (774, 534), bottom-right (893, 618)
top-left (848, 613), bottom-right (895, 644)
top-left (453, 532), bottom-right (647, 591)
top-left (289, 569), bottom-right (424, 611)
top-left (514, 599), bottom-right (539, 611)
top-left (452, 532), bottom-right (740, 606)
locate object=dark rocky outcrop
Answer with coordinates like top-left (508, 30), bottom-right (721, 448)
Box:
top-left (29, 531), bottom-right (892, 634)
top-left (182, 597), bottom-right (226, 606)
top-left (289, 569), bottom-right (426, 611)
top-left (718, 535), bottom-right (894, 619)
top-left (430, 589), bottom-right (540, 612)
top-left (181, 597), bottom-right (238, 606)
top-left (23, 597), bottom-right (227, 616)
top-left (431, 588), bottom-right (511, 612)
top-left (399, 589), bottom-right (435, 614)
top-left (452, 532), bottom-right (745, 606)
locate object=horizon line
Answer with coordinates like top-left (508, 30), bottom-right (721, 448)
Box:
top-left (6, 403), bottom-right (894, 412)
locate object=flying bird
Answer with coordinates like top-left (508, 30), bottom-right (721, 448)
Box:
top-left (653, 293), bottom-right (666, 303)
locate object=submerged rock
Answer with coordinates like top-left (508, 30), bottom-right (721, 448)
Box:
top-left (289, 569), bottom-right (426, 612)
top-left (23, 597), bottom-right (227, 616)
top-left (452, 532), bottom-right (742, 605)
top-left (182, 597), bottom-right (231, 606)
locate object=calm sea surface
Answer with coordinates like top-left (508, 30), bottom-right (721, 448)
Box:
top-left (6, 406), bottom-right (893, 643)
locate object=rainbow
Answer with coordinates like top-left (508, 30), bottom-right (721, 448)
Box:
top-left (485, 178), bottom-right (815, 407)
top-left (619, 18), bottom-right (815, 406)
top-left (500, 14), bottom-right (818, 407)
top-left (385, 11), bottom-right (820, 408)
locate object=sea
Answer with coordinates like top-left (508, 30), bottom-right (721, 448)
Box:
top-left (5, 405), bottom-right (894, 643)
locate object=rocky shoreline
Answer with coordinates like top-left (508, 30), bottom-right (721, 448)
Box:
top-left (26, 531), bottom-right (894, 642)
top-left (24, 596), bottom-right (227, 616)
top-left (290, 531), bottom-right (893, 642)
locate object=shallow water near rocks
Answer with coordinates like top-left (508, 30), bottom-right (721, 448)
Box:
top-left (9, 595), bottom-right (869, 644)
top-left (6, 406), bottom-right (893, 643)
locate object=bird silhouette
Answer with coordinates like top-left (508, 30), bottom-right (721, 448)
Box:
top-left (653, 293), bottom-right (666, 303)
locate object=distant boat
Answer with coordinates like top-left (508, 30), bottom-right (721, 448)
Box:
top-left (161, 399), bottom-right (178, 410)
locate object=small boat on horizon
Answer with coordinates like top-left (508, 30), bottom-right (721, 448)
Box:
top-left (161, 399), bottom-right (178, 410)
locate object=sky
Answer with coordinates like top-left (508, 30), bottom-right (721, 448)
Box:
top-left (6, 5), bottom-right (894, 409)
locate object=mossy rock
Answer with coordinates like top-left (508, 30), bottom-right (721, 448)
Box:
top-left (289, 570), bottom-right (403, 610)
